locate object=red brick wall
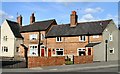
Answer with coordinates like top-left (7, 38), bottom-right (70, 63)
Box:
top-left (74, 55), bottom-right (93, 64)
top-left (28, 56), bottom-right (65, 68)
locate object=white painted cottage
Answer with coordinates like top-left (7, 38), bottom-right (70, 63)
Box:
top-left (0, 19), bottom-right (23, 58)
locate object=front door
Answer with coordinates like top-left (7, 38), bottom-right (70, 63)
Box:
top-left (48, 48), bottom-right (51, 57)
top-left (88, 48), bottom-right (91, 55)
top-left (41, 48), bottom-right (44, 57)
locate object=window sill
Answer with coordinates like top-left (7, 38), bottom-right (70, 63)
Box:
top-left (110, 53), bottom-right (114, 55)
top-left (56, 41), bottom-right (62, 42)
top-left (79, 41), bottom-right (86, 42)
top-left (55, 55), bottom-right (64, 56)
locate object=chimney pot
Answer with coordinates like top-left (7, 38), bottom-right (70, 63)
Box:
top-left (70, 11), bottom-right (78, 27)
top-left (30, 13), bottom-right (35, 24)
top-left (72, 11), bottom-right (76, 15)
top-left (17, 15), bottom-right (22, 26)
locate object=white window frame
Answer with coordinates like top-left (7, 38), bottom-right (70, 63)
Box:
top-left (16, 47), bottom-right (20, 52)
top-left (2, 46), bottom-right (8, 52)
top-left (93, 35), bottom-right (99, 38)
top-left (3, 36), bottom-right (7, 41)
top-left (41, 33), bottom-right (45, 40)
top-left (110, 48), bottom-right (114, 54)
top-left (77, 48), bottom-right (85, 56)
top-left (29, 34), bottom-right (37, 40)
top-left (79, 36), bottom-right (86, 42)
top-left (56, 37), bottom-right (62, 42)
top-left (55, 48), bottom-right (64, 56)
top-left (29, 44), bottom-right (38, 56)
top-left (109, 34), bottom-right (113, 41)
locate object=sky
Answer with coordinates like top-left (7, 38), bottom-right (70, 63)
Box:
top-left (0, 2), bottom-right (119, 27)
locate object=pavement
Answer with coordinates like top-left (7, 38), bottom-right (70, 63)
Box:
top-left (1, 60), bottom-right (119, 72)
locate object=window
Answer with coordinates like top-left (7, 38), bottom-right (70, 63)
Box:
top-left (2, 46), bottom-right (8, 52)
top-left (3, 36), bottom-right (7, 41)
top-left (79, 36), bottom-right (86, 42)
top-left (110, 48), bottom-right (114, 54)
top-left (29, 44), bottom-right (38, 56)
top-left (56, 37), bottom-right (62, 42)
top-left (56, 48), bottom-right (64, 56)
top-left (93, 35), bottom-right (99, 38)
top-left (77, 48), bottom-right (85, 56)
top-left (16, 47), bottom-right (19, 52)
top-left (109, 34), bottom-right (113, 41)
top-left (30, 34), bottom-right (37, 40)
top-left (41, 34), bottom-right (45, 40)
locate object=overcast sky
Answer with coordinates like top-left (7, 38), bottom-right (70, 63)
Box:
top-left (1, 2), bottom-right (119, 27)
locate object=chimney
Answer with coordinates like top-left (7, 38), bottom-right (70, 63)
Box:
top-left (70, 11), bottom-right (78, 27)
top-left (30, 13), bottom-right (35, 24)
top-left (17, 15), bottom-right (22, 26)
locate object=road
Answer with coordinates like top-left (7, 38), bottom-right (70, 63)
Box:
top-left (2, 67), bottom-right (119, 74)
top-left (73, 66), bottom-right (119, 72)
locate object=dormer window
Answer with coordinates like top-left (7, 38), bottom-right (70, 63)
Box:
top-left (79, 36), bottom-right (86, 42)
top-left (56, 37), bottom-right (62, 42)
top-left (30, 34), bottom-right (37, 40)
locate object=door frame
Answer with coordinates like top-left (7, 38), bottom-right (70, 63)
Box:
top-left (86, 47), bottom-right (92, 56)
top-left (47, 48), bottom-right (52, 57)
top-left (40, 45), bottom-right (45, 57)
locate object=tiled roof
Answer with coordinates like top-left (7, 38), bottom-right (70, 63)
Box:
top-left (20, 19), bottom-right (56, 33)
top-left (6, 19), bottom-right (23, 38)
top-left (85, 42), bottom-right (101, 47)
top-left (46, 19), bottom-right (112, 37)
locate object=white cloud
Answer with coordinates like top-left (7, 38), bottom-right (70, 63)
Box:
top-left (0, 10), bottom-right (14, 19)
top-left (80, 14), bottom-right (94, 22)
top-left (84, 7), bottom-right (104, 14)
top-left (106, 14), bottom-right (118, 26)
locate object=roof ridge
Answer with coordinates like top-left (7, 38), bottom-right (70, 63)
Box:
top-left (57, 19), bottom-right (112, 25)
top-left (77, 19), bottom-right (112, 24)
top-left (34, 19), bottom-right (55, 23)
top-left (6, 19), bottom-right (18, 24)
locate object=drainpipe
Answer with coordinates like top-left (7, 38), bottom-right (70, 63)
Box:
top-left (38, 31), bottom-right (41, 56)
top-left (87, 32), bottom-right (90, 43)
top-left (105, 40), bottom-right (108, 62)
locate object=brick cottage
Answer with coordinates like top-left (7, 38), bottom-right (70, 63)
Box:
top-left (1, 11), bottom-right (118, 68)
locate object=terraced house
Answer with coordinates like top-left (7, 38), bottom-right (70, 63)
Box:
top-left (0, 11), bottom-right (118, 63)
top-left (45, 11), bottom-right (118, 62)
top-left (20, 13), bottom-right (57, 57)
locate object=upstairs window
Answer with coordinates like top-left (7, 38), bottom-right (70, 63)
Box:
top-left (79, 36), bottom-right (86, 42)
top-left (56, 37), bottom-right (62, 42)
top-left (30, 34), bottom-right (37, 40)
top-left (109, 34), bottom-right (113, 41)
top-left (93, 35), bottom-right (99, 38)
top-left (41, 34), bottom-right (45, 40)
top-left (3, 36), bottom-right (7, 41)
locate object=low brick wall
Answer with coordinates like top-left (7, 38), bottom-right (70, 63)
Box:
top-left (28, 56), bottom-right (65, 68)
top-left (74, 55), bottom-right (93, 64)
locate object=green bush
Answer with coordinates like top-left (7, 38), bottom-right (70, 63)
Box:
top-left (65, 61), bottom-right (73, 65)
